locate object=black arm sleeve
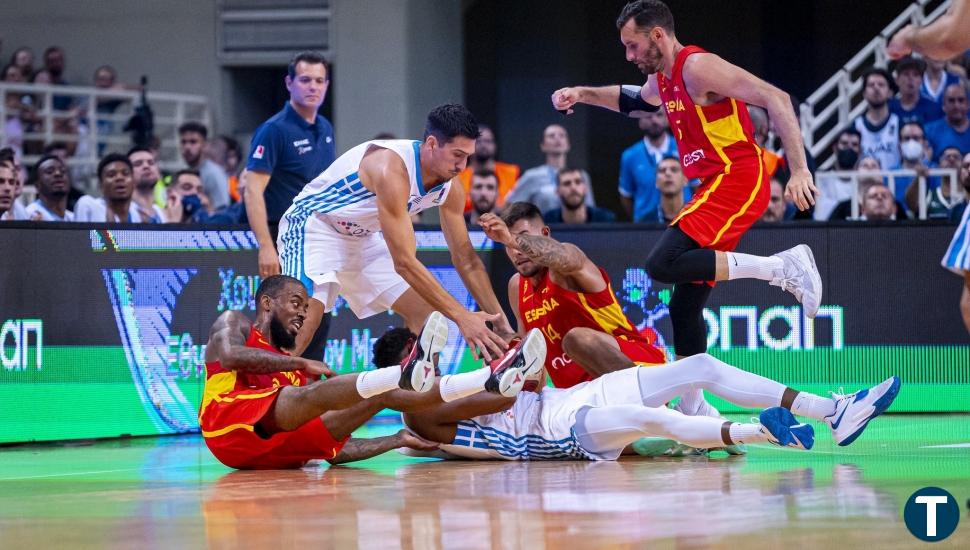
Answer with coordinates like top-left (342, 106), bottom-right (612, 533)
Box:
top-left (619, 85), bottom-right (660, 116)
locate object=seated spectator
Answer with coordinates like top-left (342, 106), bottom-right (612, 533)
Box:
top-left (853, 67), bottom-right (901, 171)
top-left (74, 153), bottom-right (152, 223)
top-left (925, 83), bottom-right (970, 162)
top-left (650, 156), bottom-right (688, 224)
top-left (179, 121), bottom-right (230, 210)
top-left (2, 63), bottom-right (37, 160)
top-left (128, 147), bottom-right (166, 222)
top-left (457, 124), bottom-right (520, 213)
top-left (948, 151), bottom-right (970, 221)
top-left (922, 57), bottom-right (962, 106)
top-left (0, 148), bottom-right (28, 220)
top-left (618, 111), bottom-right (689, 222)
top-left (25, 155), bottom-right (74, 221)
top-left (828, 157), bottom-right (909, 220)
top-left (860, 183), bottom-right (902, 221)
top-left (41, 141), bottom-right (87, 208)
top-left (760, 179), bottom-right (787, 223)
top-left (464, 168), bottom-right (499, 226)
top-left (0, 161), bottom-right (18, 221)
top-left (924, 146), bottom-right (966, 219)
top-left (9, 47), bottom-right (35, 79)
top-left (889, 56), bottom-right (944, 125)
top-left (163, 169), bottom-right (209, 223)
top-left (92, 65), bottom-right (128, 153)
top-left (814, 128), bottom-right (862, 220)
top-left (897, 121), bottom-right (937, 211)
top-left (507, 124), bottom-right (593, 213)
top-left (543, 166), bottom-right (615, 224)
top-left (208, 135), bottom-right (244, 202)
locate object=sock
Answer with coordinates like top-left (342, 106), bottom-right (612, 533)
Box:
top-left (726, 252), bottom-right (783, 281)
top-left (439, 366), bottom-right (491, 402)
top-left (355, 365), bottom-right (404, 398)
top-left (790, 391), bottom-right (837, 420)
top-left (728, 422), bottom-right (770, 444)
top-left (674, 388), bottom-right (707, 416)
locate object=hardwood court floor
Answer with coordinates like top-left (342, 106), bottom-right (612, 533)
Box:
top-left (1, 415), bottom-right (968, 549)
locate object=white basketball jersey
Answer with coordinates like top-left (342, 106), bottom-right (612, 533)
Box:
top-left (285, 139), bottom-right (452, 237)
top-left (853, 114), bottom-right (901, 171)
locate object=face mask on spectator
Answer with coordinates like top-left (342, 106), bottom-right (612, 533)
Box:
top-left (900, 139), bottom-right (923, 162)
top-left (836, 148), bottom-right (859, 169)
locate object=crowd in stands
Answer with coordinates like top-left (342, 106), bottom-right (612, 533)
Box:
top-left (2, 44), bottom-right (969, 226)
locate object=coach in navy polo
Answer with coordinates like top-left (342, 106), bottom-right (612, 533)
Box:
top-left (243, 50), bottom-right (335, 360)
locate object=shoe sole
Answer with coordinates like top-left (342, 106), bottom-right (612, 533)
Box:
top-left (795, 244), bottom-right (823, 319)
top-left (409, 311), bottom-right (449, 393)
top-left (837, 376), bottom-right (901, 447)
top-left (495, 329), bottom-right (547, 397)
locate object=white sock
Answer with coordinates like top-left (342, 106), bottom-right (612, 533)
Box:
top-left (674, 388), bottom-right (707, 415)
top-left (790, 392), bottom-right (837, 420)
top-left (439, 367), bottom-right (491, 402)
top-left (726, 252), bottom-right (783, 281)
top-left (728, 422), bottom-right (770, 444)
top-left (355, 365), bottom-right (403, 398)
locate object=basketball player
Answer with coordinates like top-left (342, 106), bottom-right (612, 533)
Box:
top-left (551, 1), bottom-right (822, 371)
top-left (277, 104), bottom-right (513, 363)
top-left (199, 275), bottom-right (543, 469)
top-left (887, 0), bottom-right (970, 60)
top-left (373, 327), bottom-right (901, 461)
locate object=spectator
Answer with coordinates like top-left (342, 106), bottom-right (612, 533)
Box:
top-left (618, 111), bottom-right (687, 222)
top-left (543, 166), bottom-right (616, 224)
top-left (163, 169), bottom-right (208, 224)
top-left (36, 46), bottom-right (73, 113)
top-left (853, 67), bottom-right (901, 171)
top-left (924, 146), bottom-right (966, 219)
top-left (507, 124), bottom-right (594, 213)
top-left (457, 124), bottom-right (520, 213)
top-left (179, 121), bottom-right (230, 210)
top-left (814, 128), bottom-right (862, 220)
top-left (41, 141), bottom-right (86, 208)
top-left (464, 168), bottom-right (499, 226)
top-left (25, 155), bottom-right (74, 221)
top-left (651, 156), bottom-right (689, 224)
top-left (9, 47), bottom-right (34, 78)
top-left (924, 83), bottom-right (970, 161)
top-left (889, 56), bottom-right (944, 125)
top-left (128, 146), bottom-right (166, 222)
top-left (243, 50), bottom-right (335, 281)
top-left (74, 153), bottom-right (149, 222)
top-left (92, 65), bottom-right (127, 151)
top-left (208, 135), bottom-right (243, 202)
top-left (747, 105), bottom-right (784, 178)
top-left (0, 148), bottom-right (27, 219)
top-left (828, 156), bottom-right (910, 220)
top-left (0, 161), bottom-right (18, 221)
top-left (761, 179), bottom-right (787, 223)
top-left (921, 57), bottom-right (963, 105)
top-left (860, 183), bottom-right (900, 221)
top-left (947, 151), bottom-right (970, 221)
top-left (897, 121), bottom-right (936, 211)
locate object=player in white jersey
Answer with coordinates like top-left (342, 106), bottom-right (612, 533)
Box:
top-left (278, 104), bottom-right (513, 362)
top-left (372, 326), bottom-right (901, 461)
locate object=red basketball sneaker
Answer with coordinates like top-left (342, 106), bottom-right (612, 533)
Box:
top-left (484, 328), bottom-right (546, 397)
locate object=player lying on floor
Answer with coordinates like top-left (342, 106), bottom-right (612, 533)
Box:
top-left (372, 323), bottom-right (901, 461)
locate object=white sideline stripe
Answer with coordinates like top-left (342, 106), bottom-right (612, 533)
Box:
top-left (0, 462), bottom-right (222, 481)
top-left (920, 443), bottom-right (970, 449)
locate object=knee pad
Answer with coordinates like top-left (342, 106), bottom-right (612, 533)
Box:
top-left (645, 248), bottom-right (676, 283)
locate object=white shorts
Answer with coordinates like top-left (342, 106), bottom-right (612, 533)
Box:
top-left (277, 213), bottom-right (410, 317)
top-left (942, 205), bottom-right (970, 277)
top-left (426, 367), bottom-right (644, 461)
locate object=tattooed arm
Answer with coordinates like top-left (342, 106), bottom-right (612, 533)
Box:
top-left (327, 430), bottom-right (439, 465)
top-left (204, 311), bottom-right (331, 376)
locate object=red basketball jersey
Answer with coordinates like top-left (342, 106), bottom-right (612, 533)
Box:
top-left (656, 45), bottom-right (762, 180)
top-left (517, 268), bottom-right (665, 388)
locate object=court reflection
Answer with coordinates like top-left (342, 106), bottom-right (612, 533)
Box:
top-left (202, 457), bottom-right (901, 548)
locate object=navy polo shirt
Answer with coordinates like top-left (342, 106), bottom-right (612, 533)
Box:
top-left (246, 102), bottom-right (336, 222)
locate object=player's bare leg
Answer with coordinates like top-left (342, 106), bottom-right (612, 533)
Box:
top-left (561, 327), bottom-right (634, 377)
top-left (390, 288), bottom-right (435, 336)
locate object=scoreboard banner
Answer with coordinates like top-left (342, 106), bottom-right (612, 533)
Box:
top-left (1, 222), bottom-right (967, 444)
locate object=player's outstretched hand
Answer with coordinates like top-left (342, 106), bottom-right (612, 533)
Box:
top-left (258, 244), bottom-right (282, 279)
top-left (552, 87), bottom-right (581, 115)
top-left (457, 310), bottom-right (508, 362)
top-left (302, 359), bottom-right (335, 379)
top-left (886, 24), bottom-right (915, 60)
top-left (784, 169), bottom-right (818, 211)
top-left (397, 429), bottom-right (439, 451)
top-left (479, 213), bottom-right (513, 246)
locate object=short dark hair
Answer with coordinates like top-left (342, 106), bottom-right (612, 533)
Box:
top-left (43, 46), bottom-right (63, 58)
top-left (424, 104), bottom-right (480, 143)
top-left (218, 135), bottom-right (240, 155)
top-left (899, 120), bottom-right (925, 138)
top-left (372, 327), bottom-right (415, 368)
top-left (616, 0), bottom-right (675, 34)
top-left (34, 154), bottom-right (63, 173)
top-left (255, 275), bottom-right (304, 304)
top-left (836, 127), bottom-right (862, 143)
top-left (501, 201), bottom-right (544, 227)
top-left (472, 168), bottom-right (497, 181)
top-left (127, 146), bottom-right (153, 157)
top-left (862, 67), bottom-right (899, 95)
top-left (97, 153), bottom-right (132, 179)
top-left (170, 169), bottom-right (201, 186)
top-left (287, 51), bottom-right (329, 80)
top-left (556, 166), bottom-right (583, 185)
top-left (178, 121), bottom-right (208, 140)
top-left (0, 147), bottom-right (15, 163)
top-left (42, 141), bottom-right (67, 154)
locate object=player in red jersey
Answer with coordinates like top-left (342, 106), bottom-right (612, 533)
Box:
top-left (200, 274), bottom-right (538, 469)
top-left (480, 203), bottom-right (665, 388)
top-left (552, 2), bottom-right (823, 406)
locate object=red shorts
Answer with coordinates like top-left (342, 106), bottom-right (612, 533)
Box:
top-left (201, 386), bottom-right (349, 470)
top-left (672, 158), bottom-right (769, 252)
top-left (617, 335), bottom-right (667, 366)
